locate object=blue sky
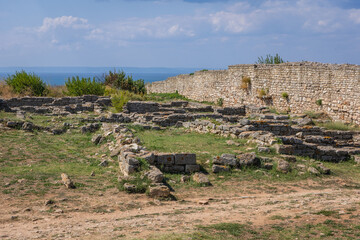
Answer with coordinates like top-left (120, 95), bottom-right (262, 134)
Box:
top-left (0, 0), bottom-right (359, 68)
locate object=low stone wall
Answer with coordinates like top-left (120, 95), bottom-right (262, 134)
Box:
top-left (146, 62), bottom-right (360, 125)
top-left (1, 96), bottom-right (112, 114)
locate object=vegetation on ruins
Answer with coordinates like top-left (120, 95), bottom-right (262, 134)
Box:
top-left (256, 53), bottom-right (285, 64)
top-left (316, 99), bottom-right (323, 106)
top-left (64, 76), bottom-right (105, 96)
top-left (257, 88), bottom-right (269, 99)
top-left (217, 97), bottom-right (224, 106)
top-left (5, 70), bottom-right (48, 96)
top-left (241, 76), bottom-right (251, 90)
top-left (281, 92), bottom-right (289, 99)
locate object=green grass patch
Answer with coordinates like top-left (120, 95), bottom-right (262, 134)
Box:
top-left (316, 121), bottom-right (360, 131)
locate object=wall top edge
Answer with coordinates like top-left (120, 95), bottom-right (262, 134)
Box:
top-left (228, 61), bottom-right (360, 69)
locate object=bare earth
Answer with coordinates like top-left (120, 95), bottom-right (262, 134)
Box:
top-left (1, 177), bottom-right (359, 239)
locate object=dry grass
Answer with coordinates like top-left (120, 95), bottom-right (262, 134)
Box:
top-left (47, 85), bottom-right (67, 97)
top-left (241, 76), bottom-right (251, 90)
top-left (0, 80), bottom-right (18, 99)
top-left (0, 81), bottom-right (67, 98)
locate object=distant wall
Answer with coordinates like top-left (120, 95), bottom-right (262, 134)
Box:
top-left (146, 62), bottom-right (360, 124)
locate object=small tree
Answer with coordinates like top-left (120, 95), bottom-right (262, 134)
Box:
top-left (257, 54), bottom-right (285, 64)
top-left (103, 70), bottom-right (146, 94)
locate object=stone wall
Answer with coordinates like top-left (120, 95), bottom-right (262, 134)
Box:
top-left (1, 96), bottom-right (112, 114)
top-left (146, 62), bottom-right (360, 124)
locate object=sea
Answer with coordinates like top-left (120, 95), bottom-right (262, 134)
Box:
top-left (0, 67), bottom-right (202, 85)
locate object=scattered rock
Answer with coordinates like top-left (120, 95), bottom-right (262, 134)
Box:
top-left (92, 134), bottom-right (104, 145)
top-left (61, 173), bottom-right (76, 189)
top-left (212, 164), bottom-right (230, 173)
top-left (22, 122), bottom-right (33, 131)
top-left (192, 172), bottom-right (210, 185)
top-left (277, 159), bottom-right (291, 173)
top-left (317, 164), bottom-right (331, 174)
top-left (90, 171), bottom-right (95, 176)
top-left (258, 147), bottom-right (271, 153)
top-left (54, 209), bottom-right (64, 214)
top-left (354, 155), bottom-right (360, 164)
top-left (263, 163), bottom-right (273, 170)
top-left (213, 154), bottom-right (237, 166)
top-left (180, 175), bottom-right (190, 183)
top-left (45, 199), bottom-right (55, 206)
top-left (98, 159), bottom-right (108, 167)
top-left (148, 184), bottom-right (170, 198)
top-left (145, 166), bottom-right (164, 183)
top-left (237, 152), bottom-right (261, 167)
top-left (198, 200), bottom-right (209, 205)
top-left (308, 166), bottom-right (320, 175)
top-left (123, 183), bottom-right (137, 193)
top-left (296, 117), bottom-right (313, 126)
top-left (226, 140), bottom-right (240, 146)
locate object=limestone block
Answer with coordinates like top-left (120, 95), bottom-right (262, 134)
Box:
top-left (156, 153), bottom-right (175, 165)
top-left (174, 153), bottom-right (196, 165)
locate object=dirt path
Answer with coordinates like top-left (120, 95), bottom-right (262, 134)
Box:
top-left (1, 178), bottom-right (360, 239)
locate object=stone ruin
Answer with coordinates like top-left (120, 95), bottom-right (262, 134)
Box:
top-left (2, 96), bottom-right (360, 197)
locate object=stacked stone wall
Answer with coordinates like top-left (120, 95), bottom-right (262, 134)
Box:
top-left (146, 62), bottom-right (360, 124)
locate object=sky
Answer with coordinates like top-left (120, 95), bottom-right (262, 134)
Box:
top-left (0, 0), bottom-right (359, 68)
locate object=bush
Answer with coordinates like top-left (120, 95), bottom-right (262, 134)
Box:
top-left (65, 76), bottom-right (105, 96)
top-left (217, 98), bottom-right (224, 106)
top-left (316, 99), bottom-right (323, 106)
top-left (103, 70), bottom-right (146, 94)
top-left (111, 90), bottom-right (145, 112)
top-left (281, 92), bottom-right (289, 99)
top-left (241, 76), bottom-right (251, 90)
top-left (257, 88), bottom-right (268, 98)
top-left (5, 70), bottom-right (48, 96)
top-left (257, 54), bottom-right (285, 64)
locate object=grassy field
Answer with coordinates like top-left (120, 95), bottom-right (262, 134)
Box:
top-left (0, 112), bottom-right (118, 197)
top-left (1, 111), bottom-right (360, 239)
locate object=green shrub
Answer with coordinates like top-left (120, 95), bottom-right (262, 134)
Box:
top-left (281, 92), bottom-right (289, 99)
top-left (65, 76), bottom-right (105, 96)
top-left (103, 70), bottom-right (146, 94)
top-left (316, 99), bottom-right (322, 106)
top-left (111, 90), bottom-right (145, 112)
top-left (5, 70), bottom-right (48, 96)
top-left (200, 69), bottom-right (208, 72)
top-left (189, 73), bottom-right (194, 76)
top-left (217, 98), bottom-right (224, 106)
top-left (257, 54), bottom-right (285, 64)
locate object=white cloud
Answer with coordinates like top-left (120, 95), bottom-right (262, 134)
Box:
top-left (210, 11), bottom-right (253, 33)
top-left (86, 16), bottom-right (196, 43)
top-left (208, 0), bottom-right (359, 34)
top-left (38, 16), bottom-right (90, 33)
